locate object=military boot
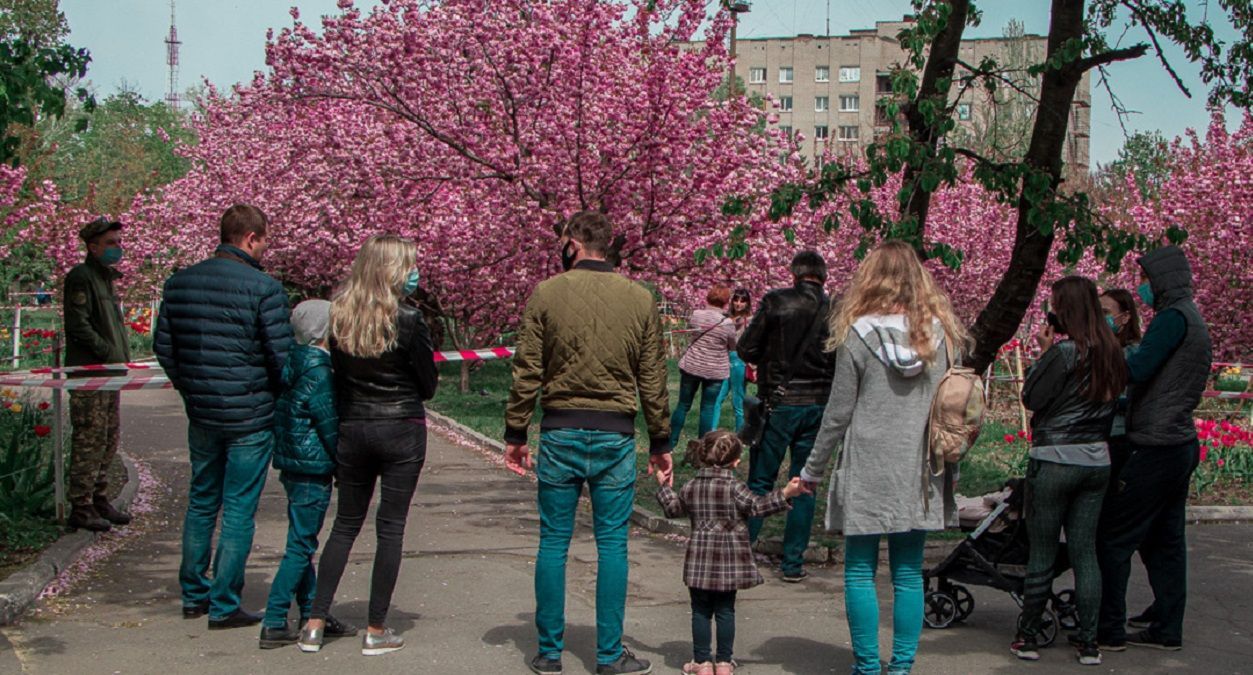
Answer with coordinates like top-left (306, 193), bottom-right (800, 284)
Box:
top-left (67, 504), bottom-right (111, 532)
top-left (93, 495), bottom-right (132, 525)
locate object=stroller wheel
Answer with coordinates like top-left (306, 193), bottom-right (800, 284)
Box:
top-left (1017, 608), bottom-right (1061, 647)
top-left (924, 591), bottom-right (958, 629)
top-left (1052, 589), bottom-right (1079, 632)
top-left (950, 584), bottom-right (975, 622)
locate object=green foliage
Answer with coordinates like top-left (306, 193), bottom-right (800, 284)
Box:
top-left (0, 35), bottom-right (94, 165)
top-left (1099, 130), bottom-right (1171, 199)
top-left (52, 90), bottom-right (196, 212)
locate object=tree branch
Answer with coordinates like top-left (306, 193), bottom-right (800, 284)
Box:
top-left (1073, 44), bottom-right (1149, 73)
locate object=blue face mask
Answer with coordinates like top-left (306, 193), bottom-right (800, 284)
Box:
top-left (1106, 315), bottom-right (1119, 333)
top-left (98, 246), bottom-right (123, 267)
top-left (1137, 282), bottom-right (1154, 308)
top-left (402, 270), bottom-right (420, 296)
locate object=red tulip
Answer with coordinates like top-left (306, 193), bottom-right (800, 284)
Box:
top-left (33, 425), bottom-right (52, 437)
top-left (1003, 434), bottom-right (1015, 443)
top-left (37, 401), bottom-right (50, 410)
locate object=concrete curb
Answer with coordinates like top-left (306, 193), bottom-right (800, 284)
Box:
top-left (0, 451), bottom-right (139, 626)
top-left (1187, 506), bottom-right (1253, 523)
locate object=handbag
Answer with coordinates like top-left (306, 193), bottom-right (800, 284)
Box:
top-left (737, 298), bottom-right (829, 447)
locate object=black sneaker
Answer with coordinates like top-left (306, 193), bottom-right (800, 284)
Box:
top-left (182, 601), bottom-right (210, 619)
top-left (1127, 607), bottom-right (1156, 629)
top-left (1071, 638), bottom-right (1102, 666)
top-left (1010, 636), bottom-right (1041, 661)
top-left (529, 654), bottom-right (563, 674)
top-left (259, 623), bottom-right (300, 649)
top-left (1127, 629), bottom-right (1181, 651)
top-left (323, 614), bottom-right (359, 638)
top-left (781, 570), bottom-right (809, 583)
top-left (596, 647), bottom-right (652, 674)
top-left (1097, 638), bottom-right (1127, 653)
top-left (208, 609), bottom-right (264, 630)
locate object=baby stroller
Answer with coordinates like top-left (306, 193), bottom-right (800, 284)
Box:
top-left (922, 478), bottom-right (1080, 647)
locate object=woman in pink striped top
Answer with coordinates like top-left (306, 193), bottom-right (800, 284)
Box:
top-left (670, 286), bottom-right (738, 457)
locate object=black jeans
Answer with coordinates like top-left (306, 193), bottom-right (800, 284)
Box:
top-left (311, 418), bottom-right (426, 627)
top-left (689, 588), bottom-right (736, 663)
top-left (1097, 440), bottom-right (1199, 644)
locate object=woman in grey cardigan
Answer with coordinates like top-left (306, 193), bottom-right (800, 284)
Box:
top-left (799, 241), bottom-right (967, 675)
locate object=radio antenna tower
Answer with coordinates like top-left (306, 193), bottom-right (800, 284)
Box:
top-left (164, 0), bottom-right (181, 110)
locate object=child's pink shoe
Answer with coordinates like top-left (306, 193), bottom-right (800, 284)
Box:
top-left (682, 661), bottom-right (714, 675)
top-left (715, 661), bottom-right (736, 675)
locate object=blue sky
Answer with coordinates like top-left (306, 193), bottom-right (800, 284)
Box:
top-left (61, 0), bottom-right (1237, 168)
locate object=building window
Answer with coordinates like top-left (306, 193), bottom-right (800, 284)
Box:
top-left (779, 124), bottom-right (793, 138)
top-left (815, 125), bottom-right (829, 140)
top-left (876, 72), bottom-right (893, 95)
top-left (779, 67), bottom-right (794, 84)
top-left (957, 102), bottom-right (972, 120)
top-left (815, 96), bottom-right (829, 112)
top-left (749, 67), bottom-right (766, 84)
top-left (816, 65), bottom-right (830, 82)
top-left (838, 66), bottom-right (860, 82)
top-left (838, 125), bottom-right (859, 142)
top-left (779, 96), bottom-right (793, 112)
top-left (839, 94), bottom-right (860, 112)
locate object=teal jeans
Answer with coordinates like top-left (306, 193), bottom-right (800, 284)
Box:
top-left (670, 370), bottom-right (724, 451)
top-left (263, 472), bottom-right (333, 628)
top-left (534, 428), bottom-right (636, 666)
top-left (711, 353), bottom-right (747, 433)
top-left (845, 530), bottom-right (928, 675)
top-left (179, 425), bottom-right (273, 620)
top-left (746, 404), bottom-right (822, 575)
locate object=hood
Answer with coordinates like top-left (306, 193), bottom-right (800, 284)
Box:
top-left (282, 344), bottom-right (330, 388)
top-left (1137, 245), bottom-right (1193, 310)
top-left (852, 314), bottom-right (943, 378)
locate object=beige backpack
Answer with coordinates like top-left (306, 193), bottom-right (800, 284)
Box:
top-left (927, 335), bottom-right (986, 476)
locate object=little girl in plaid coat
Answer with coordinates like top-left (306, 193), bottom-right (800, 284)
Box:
top-left (656, 430), bottom-right (809, 675)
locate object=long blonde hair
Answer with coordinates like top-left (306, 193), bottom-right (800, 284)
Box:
top-left (331, 235), bottom-right (417, 358)
top-left (827, 240), bottom-right (970, 364)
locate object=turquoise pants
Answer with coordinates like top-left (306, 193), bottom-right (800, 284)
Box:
top-left (179, 425), bottom-right (273, 620)
top-left (844, 530), bottom-right (928, 675)
top-left (263, 472), bottom-right (333, 628)
top-left (534, 429), bottom-right (636, 666)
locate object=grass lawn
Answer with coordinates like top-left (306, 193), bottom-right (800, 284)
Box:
top-left (428, 359), bottom-right (1033, 547)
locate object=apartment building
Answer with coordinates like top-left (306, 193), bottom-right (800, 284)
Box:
top-left (703, 17), bottom-right (1092, 171)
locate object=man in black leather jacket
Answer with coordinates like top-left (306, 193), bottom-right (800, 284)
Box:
top-left (737, 250), bottom-right (836, 582)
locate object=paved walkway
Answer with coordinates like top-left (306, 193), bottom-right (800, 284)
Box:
top-left (0, 389), bottom-right (1250, 674)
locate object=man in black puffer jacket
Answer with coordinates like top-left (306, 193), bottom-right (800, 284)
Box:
top-left (155, 204), bottom-right (293, 630)
top-left (1097, 245), bottom-right (1212, 652)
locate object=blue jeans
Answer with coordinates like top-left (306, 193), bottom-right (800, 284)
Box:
top-left (263, 472), bottom-right (333, 628)
top-left (844, 530), bottom-right (927, 675)
top-left (746, 404), bottom-right (822, 575)
top-left (534, 429), bottom-right (636, 666)
top-left (179, 425), bottom-right (273, 619)
top-left (711, 353), bottom-right (747, 433)
top-left (670, 370), bottom-right (725, 451)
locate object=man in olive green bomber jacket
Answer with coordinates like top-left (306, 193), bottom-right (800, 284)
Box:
top-left (504, 211), bottom-right (670, 675)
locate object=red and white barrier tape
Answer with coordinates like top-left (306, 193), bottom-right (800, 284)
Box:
top-left (28, 361), bottom-right (159, 375)
top-left (0, 374), bottom-right (171, 391)
top-left (1204, 390), bottom-right (1253, 400)
top-left (432, 347), bottom-right (516, 363)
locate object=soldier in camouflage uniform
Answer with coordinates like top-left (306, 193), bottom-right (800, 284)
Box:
top-left (62, 217), bottom-right (132, 532)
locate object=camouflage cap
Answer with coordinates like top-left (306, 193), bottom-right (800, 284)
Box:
top-left (79, 216), bottom-right (122, 242)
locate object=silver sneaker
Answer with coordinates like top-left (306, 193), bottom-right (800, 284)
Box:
top-left (297, 623), bottom-right (323, 653)
top-left (362, 627), bottom-right (405, 656)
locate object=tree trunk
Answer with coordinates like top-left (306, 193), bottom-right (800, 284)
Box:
top-left (966, 0), bottom-right (1088, 373)
top-left (901, 0), bottom-right (971, 241)
top-left (460, 360), bottom-right (471, 394)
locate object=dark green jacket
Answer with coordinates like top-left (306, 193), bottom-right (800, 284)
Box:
top-left (62, 255), bottom-right (131, 367)
top-left (273, 345), bottom-right (338, 476)
top-left (505, 260), bottom-right (671, 454)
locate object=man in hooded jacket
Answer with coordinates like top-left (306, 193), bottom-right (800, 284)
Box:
top-left (1096, 245), bottom-right (1212, 652)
